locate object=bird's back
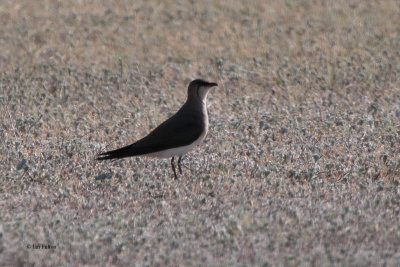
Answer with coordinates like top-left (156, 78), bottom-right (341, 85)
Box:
top-left (120, 99), bottom-right (206, 156)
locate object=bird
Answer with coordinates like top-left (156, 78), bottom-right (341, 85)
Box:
top-left (97, 79), bottom-right (218, 179)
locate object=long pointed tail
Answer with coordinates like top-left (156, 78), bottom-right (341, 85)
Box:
top-left (96, 144), bottom-right (136, 160)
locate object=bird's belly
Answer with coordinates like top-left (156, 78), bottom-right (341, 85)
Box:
top-left (146, 130), bottom-right (207, 158)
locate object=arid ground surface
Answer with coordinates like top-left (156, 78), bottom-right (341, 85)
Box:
top-left (1, 0), bottom-right (400, 266)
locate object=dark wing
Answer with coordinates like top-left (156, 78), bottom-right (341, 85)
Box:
top-left (97, 104), bottom-right (204, 160)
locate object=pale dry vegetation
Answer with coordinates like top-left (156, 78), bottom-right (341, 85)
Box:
top-left (1, 0), bottom-right (400, 266)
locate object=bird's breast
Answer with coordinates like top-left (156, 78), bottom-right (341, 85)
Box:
top-left (201, 101), bottom-right (209, 141)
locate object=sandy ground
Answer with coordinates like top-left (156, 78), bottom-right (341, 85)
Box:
top-left (1, 0), bottom-right (400, 265)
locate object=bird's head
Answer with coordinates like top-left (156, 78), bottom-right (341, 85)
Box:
top-left (187, 79), bottom-right (218, 101)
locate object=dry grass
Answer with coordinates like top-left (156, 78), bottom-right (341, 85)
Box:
top-left (1, 0), bottom-right (400, 266)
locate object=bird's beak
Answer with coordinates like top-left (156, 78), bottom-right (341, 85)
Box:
top-left (206, 82), bottom-right (218, 87)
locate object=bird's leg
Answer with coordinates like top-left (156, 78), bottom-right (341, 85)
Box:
top-left (178, 156), bottom-right (183, 174)
top-left (171, 157), bottom-right (178, 179)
